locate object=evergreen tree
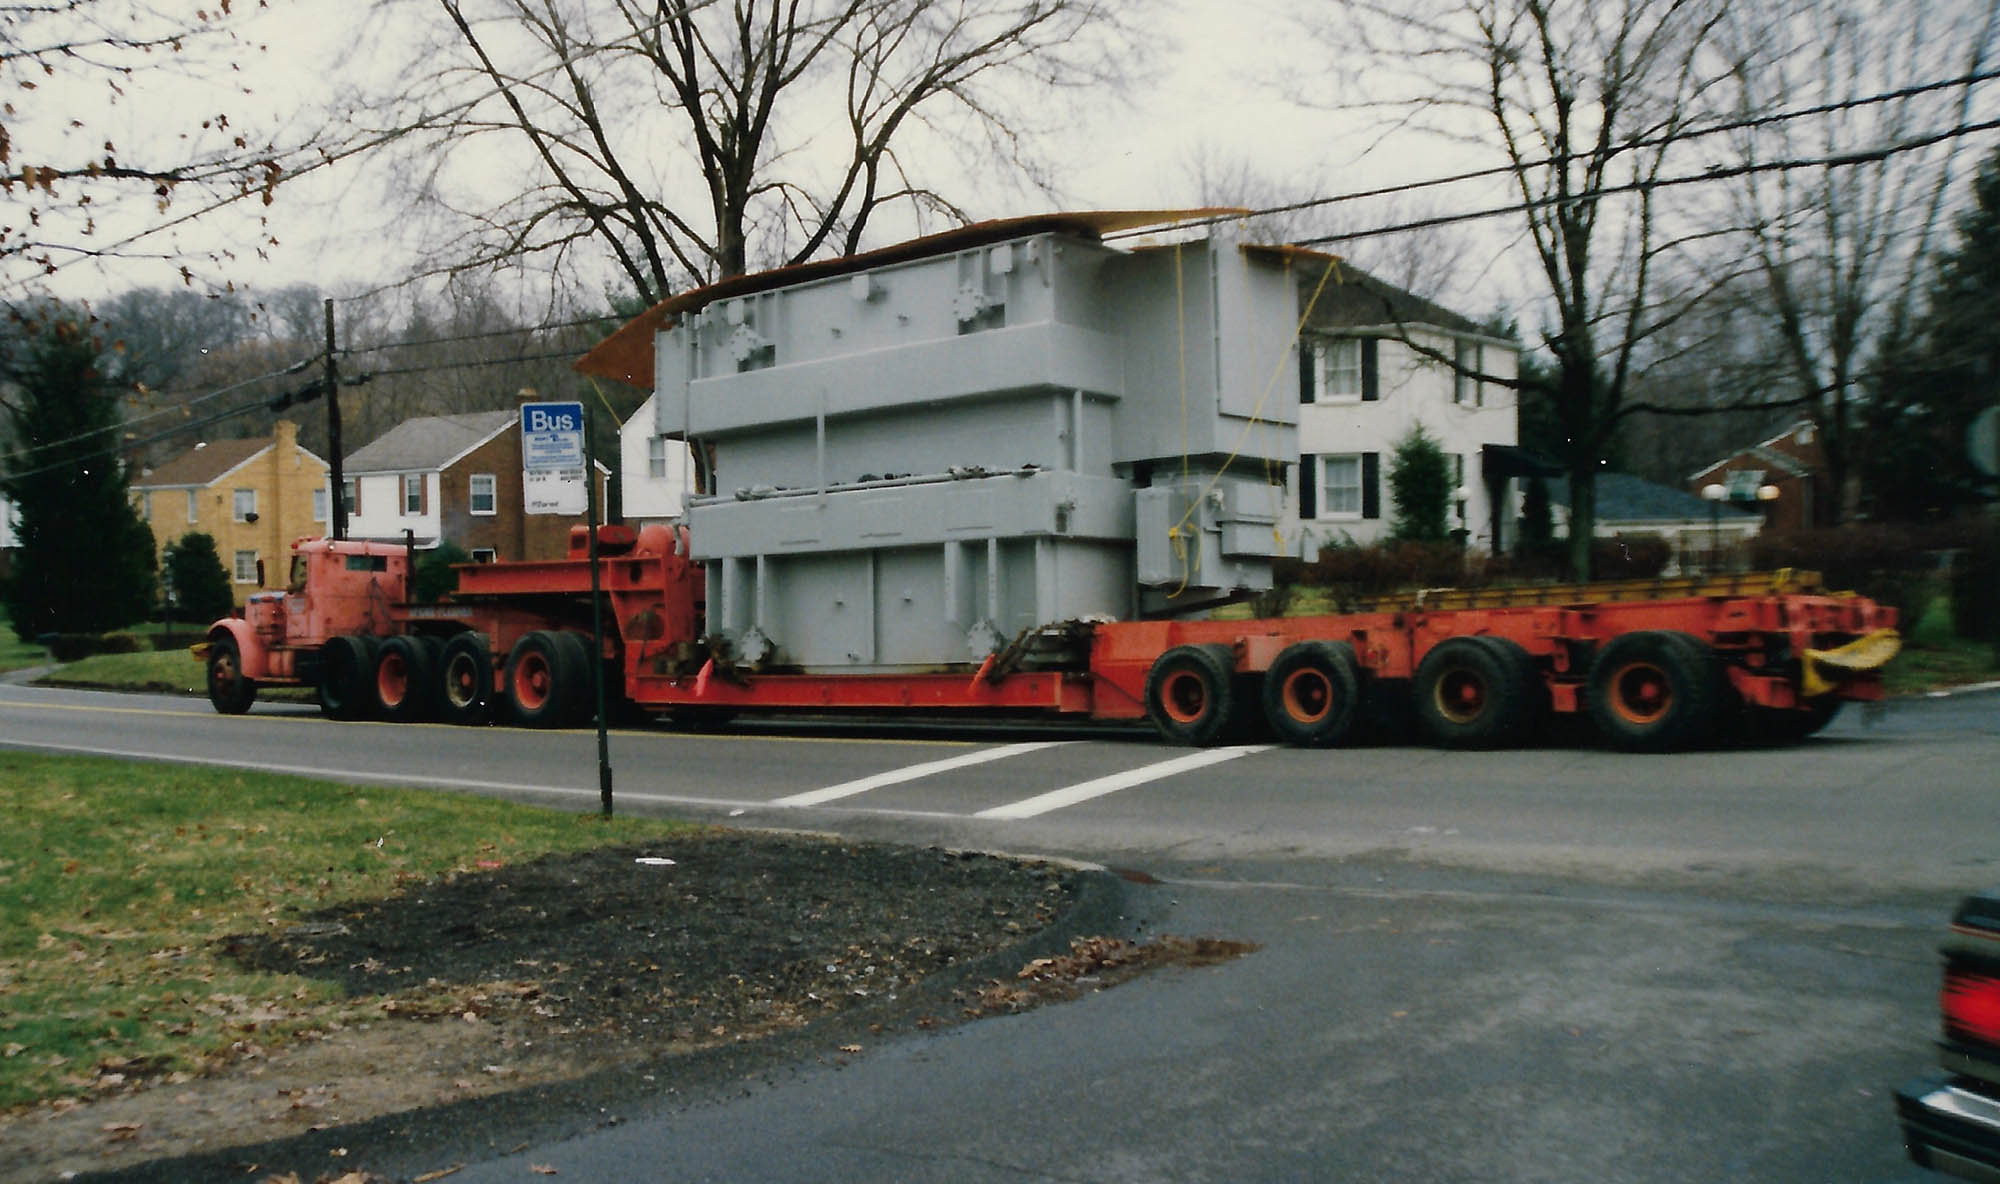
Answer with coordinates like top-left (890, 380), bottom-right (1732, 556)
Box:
top-left (415, 541), bottom-right (472, 604)
top-left (1, 315), bottom-right (158, 639)
top-left (1864, 146), bottom-right (2000, 519)
top-left (1387, 423), bottom-right (1453, 543)
top-left (161, 533), bottom-right (234, 623)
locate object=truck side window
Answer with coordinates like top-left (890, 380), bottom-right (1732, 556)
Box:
top-left (288, 556), bottom-right (309, 594)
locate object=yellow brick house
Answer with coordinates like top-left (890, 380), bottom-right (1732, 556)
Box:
top-left (130, 420), bottom-right (331, 606)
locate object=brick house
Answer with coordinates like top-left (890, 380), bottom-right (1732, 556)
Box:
top-left (130, 419), bottom-right (331, 606)
top-left (1688, 420), bottom-right (1826, 533)
top-left (342, 410), bottom-right (609, 561)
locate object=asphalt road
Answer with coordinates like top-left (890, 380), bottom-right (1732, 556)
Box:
top-left (5, 680), bottom-right (1998, 1181)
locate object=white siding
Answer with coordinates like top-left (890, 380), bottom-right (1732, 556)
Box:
top-left (619, 392), bottom-right (694, 523)
top-left (346, 471), bottom-right (441, 545)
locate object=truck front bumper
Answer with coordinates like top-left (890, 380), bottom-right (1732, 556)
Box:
top-left (1900, 1073), bottom-right (2000, 1182)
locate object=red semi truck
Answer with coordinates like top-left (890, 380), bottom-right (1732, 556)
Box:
top-left (196, 527), bottom-right (1899, 752)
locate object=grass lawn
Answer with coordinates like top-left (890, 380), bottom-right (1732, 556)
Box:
top-left (0, 753), bottom-right (690, 1109)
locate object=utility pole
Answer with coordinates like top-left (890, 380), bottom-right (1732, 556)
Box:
top-left (325, 299), bottom-right (346, 541)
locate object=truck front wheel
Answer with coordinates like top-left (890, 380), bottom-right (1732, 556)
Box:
top-left (205, 636), bottom-right (257, 715)
top-left (1144, 644), bottom-right (1239, 746)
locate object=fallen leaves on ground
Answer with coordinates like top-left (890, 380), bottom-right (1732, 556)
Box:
top-left (962, 935), bottom-right (1259, 1016)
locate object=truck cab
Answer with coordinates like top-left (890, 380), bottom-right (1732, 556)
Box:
top-left (213, 537), bottom-right (413, 689)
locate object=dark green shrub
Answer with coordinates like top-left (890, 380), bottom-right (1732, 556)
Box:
top-left (415, 541), bottom-right (473, 604)
top-left (1592, 535), bottom-right (1672, 580)
top-left (1749, 523), bottom-right (1970, 624)
top-left (97, 632), bottom-right (145, 654)
top-left (1951, 517), bottom-right (2000, 645)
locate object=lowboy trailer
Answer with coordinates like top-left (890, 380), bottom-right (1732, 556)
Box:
top-left (197, 526), bottom-right (1899, 752)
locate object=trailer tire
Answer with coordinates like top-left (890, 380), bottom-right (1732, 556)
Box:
top-left (1587, 630), bottom-right (1722, 752)
top-left (1262, 641), bottom-right (1359, 747)
top-left (374, 635), bottom-right (438, 722)
top-left (505, 631), bottom-right (578, 728)
top-left (1145, 644), bottom-right (1239, 747)
top-left (1414, 636), bottom-right (1529, 749)
top-left (553, 630), bottom-right (596, 726)
top-left (205, 635), bottom-right (257, 715)
top-left (438, 633), bottom-right (493, 726)
top-left (1471, 636), bottom-right (1548, 744)
top-left (317, 635), bottom-right (378, 720)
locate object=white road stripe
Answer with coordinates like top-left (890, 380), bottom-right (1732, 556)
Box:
top-left (771, 741), bottom-right (1068, 808)
top-left (975, 745), bottom-right (1272, 821)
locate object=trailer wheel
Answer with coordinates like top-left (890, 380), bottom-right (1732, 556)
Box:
top-left (1413, 637), bottom-right (1528, 749)
top-left (205, 635), bottom-right (257, 715)
top-left (505, 631), bottom-right (578, 728)
top-left (1261, 641), bottom-right (1359, 747)
top-left (1587, 630), bottom-right (1722, 752)
top-left (317, 635), bottom-right (378, 720)
top-left (374, 635), bottom-right (438, 722)
top-left (553, 631), bottom-right (596, 726)
top-left (438, 634), bottom-right (493, 726)
top-left (1471, 636), bottom-right (1548, 744)
top-left (1145, 644), bottom-right (1239, 747)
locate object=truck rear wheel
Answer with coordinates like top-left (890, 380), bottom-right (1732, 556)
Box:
top-left (1587, 630), bottom-right (1722, 752)
top-left (205, 635), bottom-right (256, 715)
top-left (374, 635), bottom-right (438, 722)
top-left (1413, 636), bottom-right (1529, 749)
top-left (317, 635), bottom-right (378, 720)
top-left (554, 631), bottom-right (596, 726)
top-left (1261, 641), bottom-right (1359, 747)
top-left (506, 631), bottom-right (581, 728)
top-left (438, 634), bottom-right (493, 726)
top-left (1145, 644), bottom-right (1239, 747)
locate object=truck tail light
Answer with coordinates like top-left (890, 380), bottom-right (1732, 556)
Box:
top-left (1944, 965), bottom-right (2000, 1047)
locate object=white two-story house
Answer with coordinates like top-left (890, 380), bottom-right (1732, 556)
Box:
top-left (1293, 267), bottom-right (1525, 555)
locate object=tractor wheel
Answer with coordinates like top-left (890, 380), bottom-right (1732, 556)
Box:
top-left (505, 631), bottom-right (579, 728)
top-left (1144, 644), bottom-right (1239, 747)
top-left (205, 635), bottom-right (257, 715)
top-left (1413, 636), bottom-right (1529, 749)
top-left (553, 630), bottom-right (597, 726)
top-left (1261, 641), bottom-right (1360, 747)
top-left (374, 635), bottom-right (438, 722)
top-left (317, 635), bottom-right (379, 720)
top-left (437, 633), bottom-right (494, 726)
top-left (1587, 630), bottom-right (1724, 752)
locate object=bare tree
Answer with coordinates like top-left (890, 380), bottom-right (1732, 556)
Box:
top-left (1716, 0), bottom-right (2000, 523)
top-left (1312, 0), bottom-right (1734, 576)
top-left (1, 1), bottom-right (302, 293)
top-left (350, 0), bottom-right (1134, 298)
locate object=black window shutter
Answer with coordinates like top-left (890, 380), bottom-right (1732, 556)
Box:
top-left (1361, 338), bottom-right (1379, 402)
top-left (1298, 455), bottom-right (1317, 519)
top-left (1299, 342), bottom-right (1316, 404)
top-left (1362, 451), bottom-right (1381, 519)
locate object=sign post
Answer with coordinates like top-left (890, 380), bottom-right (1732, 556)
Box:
top-left (519, 401), bottom-right (613, 816)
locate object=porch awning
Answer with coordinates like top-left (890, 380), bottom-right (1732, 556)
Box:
top-left (1481, 443), bottom-right (1564, 479)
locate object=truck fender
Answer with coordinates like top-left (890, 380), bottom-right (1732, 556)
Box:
top-left (204, 619), bottom-right (266, 679)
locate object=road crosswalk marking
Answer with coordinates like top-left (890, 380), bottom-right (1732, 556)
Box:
top-left (974, 746), bottom-right (1273, 820)
top-left (772, 741), bottom-right (1069, 808)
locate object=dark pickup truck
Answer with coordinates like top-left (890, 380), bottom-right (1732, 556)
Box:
top-left (1900, 887), bottom-right (2000, 1181)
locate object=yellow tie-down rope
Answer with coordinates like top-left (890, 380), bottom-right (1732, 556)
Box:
top-left (1163, 245), bottom-right (1348, 597)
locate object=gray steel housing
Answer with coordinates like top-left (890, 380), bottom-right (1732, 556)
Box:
top-left (653, 227), bottom-right (1303, 672)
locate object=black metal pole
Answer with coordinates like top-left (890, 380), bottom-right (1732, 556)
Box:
top-left (586, 416), bottom-right (613, 817)
top-left (325, 299), bottom-right (346, 541)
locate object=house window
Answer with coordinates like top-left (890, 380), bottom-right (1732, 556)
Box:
top-left (1322, 455), bottom-right (1363, 516)
top-left (471, 547), bottom-right (498, 563)
top-left (1726, 469), bottom-right (1765, 499)
top-left (1299, 452), bottom-right (1381, 521)
top-left (233, 550), bottom-right (259, 584)
top-left (1307, 338), bottom-right (1366, 401)
top-left (1454, 340), bottom-right (1483, 406)
top-left (233, 488), bottom-right (256, 522)
top-left (648, 436), bottom-right (668, 479)
top-left (342, 477), bottom-right (359, 515)
top-left (186, 490), bottom-right (199, 524)
top-left (1452, 453), bottom-right (1467, 520)
top-left (313, 487), bottom-right (328, 522)
top-left (138, 491), bottom-right (152, 518)
top-left (403, 473), bottom-right (424, 515)
top-left (469, 473), bottom-right (497, 515)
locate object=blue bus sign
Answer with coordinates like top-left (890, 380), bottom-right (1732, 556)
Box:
top-left (520, 401), bottom-right (586, 472)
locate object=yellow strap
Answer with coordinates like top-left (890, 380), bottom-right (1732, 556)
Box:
top-left (1802, 628), bottom-right (1902, 697)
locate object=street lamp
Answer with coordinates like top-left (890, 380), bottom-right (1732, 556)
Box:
top-left (1701, 483), bottom-right (1725, 573)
